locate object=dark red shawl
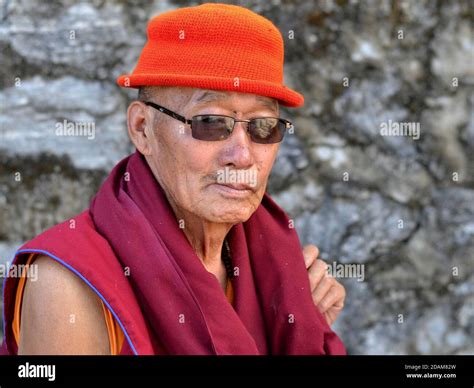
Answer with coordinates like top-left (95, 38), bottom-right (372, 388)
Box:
top-left (89, 150), bottom-right (346, 355)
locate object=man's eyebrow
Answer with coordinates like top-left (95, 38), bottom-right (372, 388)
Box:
top-left (255, 96), bottom-right (279, 113)
top-left (193, 91), bottom-right (279, 113)
top-left (194, 91), bottom-right (228, 105)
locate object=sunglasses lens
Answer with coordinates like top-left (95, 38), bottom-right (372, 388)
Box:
top-left (249, 118), bottom-right (285, 144)
top-left (192, 115), bottom-right (233, 141)
top-left (191, 116), bottom-right (289, 144)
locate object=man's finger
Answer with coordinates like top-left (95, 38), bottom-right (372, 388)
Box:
top-left (308, 259), bottom-right (328, 291)
top-left (302, 244), bottom-right (319, 269)
top-left (317, 283), bottom-right (345, 314)
top-left (311, 275), bottom-right (335, 306)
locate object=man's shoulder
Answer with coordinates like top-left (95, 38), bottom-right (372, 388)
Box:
top-left (19, 253), bottom-right (110, 354)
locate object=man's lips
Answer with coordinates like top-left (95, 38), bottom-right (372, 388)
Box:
top-left (217, 183), bottom-right (255, 191)
top-left (211, 182), bottom-right (255, 197)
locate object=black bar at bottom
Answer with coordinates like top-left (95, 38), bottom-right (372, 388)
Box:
top-left (0, 355), bottom-right (472, 385)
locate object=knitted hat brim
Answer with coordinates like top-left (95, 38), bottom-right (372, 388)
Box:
top-left (117, 73), bottom-right (304, 108)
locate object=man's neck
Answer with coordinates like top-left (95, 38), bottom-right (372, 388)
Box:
top-left (171, 205), bottom-right (232, 290)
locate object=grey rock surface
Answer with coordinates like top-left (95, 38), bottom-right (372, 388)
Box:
top-left (1, 0), bottom-right (472, 354)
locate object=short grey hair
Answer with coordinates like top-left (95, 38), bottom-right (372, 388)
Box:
top-left (137, 86), bottom-right (154, 102)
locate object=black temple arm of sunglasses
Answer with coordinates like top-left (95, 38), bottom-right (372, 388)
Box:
top-left (143, 101), bottom-right (192, 125)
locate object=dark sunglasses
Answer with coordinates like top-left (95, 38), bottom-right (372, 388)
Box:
top-left (143, 101), bottom-right (292, 144)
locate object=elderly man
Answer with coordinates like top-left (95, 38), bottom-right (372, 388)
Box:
top-left (1, 3), bottom-right (346, 355)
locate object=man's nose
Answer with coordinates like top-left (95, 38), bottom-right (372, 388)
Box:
top-left (218, 121), bottom-right (255, 169)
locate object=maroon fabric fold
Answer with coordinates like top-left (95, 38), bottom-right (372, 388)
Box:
top-left (89, 150), bottom-right (346, 355)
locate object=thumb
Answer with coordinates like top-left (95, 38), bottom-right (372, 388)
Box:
top-left (302, 244), bottom-right (319, 269)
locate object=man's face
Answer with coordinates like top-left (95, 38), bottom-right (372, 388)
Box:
top-left (142, 88), bottom-right (281, 224)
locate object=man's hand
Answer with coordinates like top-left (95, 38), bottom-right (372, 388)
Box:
top-left (303, 244), bottom-right (345, 326)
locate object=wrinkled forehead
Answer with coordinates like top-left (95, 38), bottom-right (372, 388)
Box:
top-left (143, 86), bottom-right (280, 115)
top-left (189, 89), bottom-right (279, 112)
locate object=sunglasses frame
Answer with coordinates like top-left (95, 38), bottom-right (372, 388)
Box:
top-left (143, 101), bottom-right (292, 143)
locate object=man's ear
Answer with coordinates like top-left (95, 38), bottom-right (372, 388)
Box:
top-left (127, 101), bottom-right (153, 156)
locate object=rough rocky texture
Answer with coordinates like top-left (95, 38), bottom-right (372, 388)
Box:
top-left (1, 0), bottom-right (473, 354)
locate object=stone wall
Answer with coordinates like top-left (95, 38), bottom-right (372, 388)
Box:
top-left (1, 0), bottom-right (473, 354)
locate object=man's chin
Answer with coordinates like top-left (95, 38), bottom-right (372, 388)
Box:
top-left (204, 206), bottom-right (255, 225)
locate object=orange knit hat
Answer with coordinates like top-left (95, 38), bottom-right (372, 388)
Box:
top-left (117, 3), bottom-right (304, 107)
